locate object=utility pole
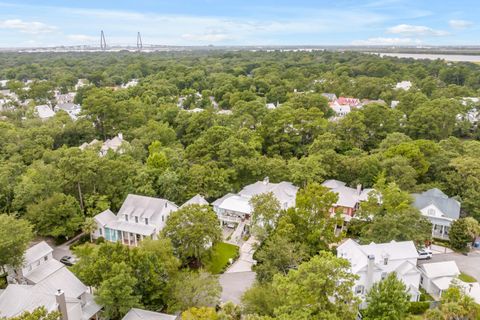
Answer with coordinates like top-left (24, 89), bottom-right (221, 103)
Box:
top-left (100, 30), bottom-right (107, 51)
top-left (137, 32), bottom-right (143, 51)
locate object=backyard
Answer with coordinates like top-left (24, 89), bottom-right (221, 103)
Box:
top-left (205, 242), bottom-right (239, 274)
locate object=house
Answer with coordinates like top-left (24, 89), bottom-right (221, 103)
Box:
top-left (35, 105), bottom-right (55, 120)
top-left (0, 242), bottom-right (101, 320)
top-left (181, 194), bottom-right (209, 208)
top-left (54, 91), bottom-right (76, 104)
top-left (212, 177), bottom-right (298, 226)
top-left (412, 188), bottom-right (460, 239)
top-left (80, 133), bottom-right (128, 157)
top-left (321, 180), bottom-right (373, 220)
top-left (337, 239), bottom-right (421, 304)
top-left (184, 108), bottom-right (204, 113)
top-left (419, 261), bottom-right (460, 299)
top-left (92, 194), bottom-right (178, 246)
top-left (395, 81), bottom-right (412, 91)
top-left (122, 308), bottom-right (177, 320)
top-left (266, 102), bottom-right (277, 110)
top-left (329, 101), bottom-right (351, 118)
top-left (321, 93), bottom-right (337, 102)
top-left (121, 79), bottom-right (139, 89)
top-left (54, 103), bottom-right (82, 120)
top-left (337, 97), bottom-right (361, 107)
top-left (217, 109), bottom-right (233, 115)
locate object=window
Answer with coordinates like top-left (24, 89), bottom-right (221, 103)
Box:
top-left (420, 276), bottom-right (424, 285)
top-left (125, 214), bottom-right (129, 222)
top-left (99, 228), bottom-right (103, 235)
top-left (383, 257), bottom-right (389, 265)
top-left (44, 256), bottom-right (48, 262)
top-left (381, 272), bottom-right (387, 280)
top-left (162, 215), bottom-right (164, 222)
top-left (428, 208), bottom-right (435, 216)
top-left (135, 216), bottom-right (138, 223)
top-left (145, 218), bottom-right (149, 225)
top-left (355, 285), bottom-right (364, 295)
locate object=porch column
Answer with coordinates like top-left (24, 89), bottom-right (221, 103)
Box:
top-left (432, 224), bottom-right (435, 236)
top-left (441, 225), bottom-right (445, 238)
top-left (134, 234), bottom-right (138, 246)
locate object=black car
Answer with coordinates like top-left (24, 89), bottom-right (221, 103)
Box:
top-left (60, 256), bottom-right (76, 266)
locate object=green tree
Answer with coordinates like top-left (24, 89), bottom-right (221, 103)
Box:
top-left (7, 307), bottom-right (60, 320)
top-left (26, 192), bottom-right (84, 239)
top-left (243, 252), bottom-right (360, 319)
top-left (449, 218), bottom-right (480, 251)
top-left (167, 271), bottom-right (221, 313)
top-left (82, 217), bottom-right (97, 242)
top-left (0, 214), bottom-right (33, 271)
top-left (250, 192), bottom-right (281, 241)
top-left (182, 307), bottom-right (219, 320)
top-left (162, 204), bottom-right (221, 265)
top-left (363, 273), bottom-right (410, 320)
top-left (95, 262), bottom-right (141, 320)
top-left (425, 284), bottom-right (480, 320)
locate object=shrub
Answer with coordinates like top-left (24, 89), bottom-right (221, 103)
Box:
top-left (408, 301), bottom-right (430, 315)
top-left (95, 236), bottom-right (105, 244)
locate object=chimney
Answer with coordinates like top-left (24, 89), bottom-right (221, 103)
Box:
top-left (263, 177), bottom-right (269, 185)
top-left (356, 184), bottom-right (362, 196)
top-left (55, 289), bottom-right (69, 320)
top-left (366, 255), bottom-right (375, 291)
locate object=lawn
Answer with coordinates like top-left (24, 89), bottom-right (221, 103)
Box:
top-left (459, 272), bottom-right (477, 283)
top-left (205, 242), bottom-right (239, 274)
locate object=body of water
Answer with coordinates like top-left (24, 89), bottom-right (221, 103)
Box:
top-left (376, 52), bottom-right (480, 62)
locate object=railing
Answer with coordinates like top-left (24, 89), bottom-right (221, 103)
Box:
top-left (217, 214), bottom-right (243, 224)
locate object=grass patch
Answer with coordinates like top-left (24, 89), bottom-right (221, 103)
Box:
top-left (205, 242), bottom-right (239, 274)
top-left (459, 272), bottom-right (477, 283)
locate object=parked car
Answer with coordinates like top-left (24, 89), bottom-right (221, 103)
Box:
top-left (60, 256), bottom-right (76, 266)
top-left (417, 249), bottom-right (433, 260)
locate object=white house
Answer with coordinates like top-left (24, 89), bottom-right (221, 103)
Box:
top-left (212, 177), bottom-right (298, 226)
top-left (419, 261), bottom-right (460, 299)
top-left (35, 105), bottom-right (55, 120)
top-left (0, 242), bottom-right (101, 320)
top-left (181, 194), bottom-right (209, 208)
top-left (337, 239), bottom-right (421, 304)
top-left (54, 103), bottom-right (82, 120)
top-left (79, 133), bottom-right (128, 157)
top-left (92, 194), bottom-right (178, 246)
top-left (412, 188), bottom-right (460, 239)
top-left (122, 308), bottom-right (177, 320)
top-left (54, 91), bottom-right (76, 104)
top-left (329, 101), bottom-right (351, 118)
top-left (395, 81), bottom-right (412, 91)
top-left (121, 79), bottom-right (139, 89)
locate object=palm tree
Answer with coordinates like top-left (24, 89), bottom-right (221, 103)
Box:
top-left (82, 217), bottom-right (97, 242)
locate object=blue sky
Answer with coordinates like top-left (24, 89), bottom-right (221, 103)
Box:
top-left (0, 0), bottom-right (478, 47)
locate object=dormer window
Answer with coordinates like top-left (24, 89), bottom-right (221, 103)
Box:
top-left (383, 257), bottom-right (389, 265)
top-left (135, 216), bottom-right (138, 223)
top-left (162, 215), bottom-right (164, 222)
top-left (125, 214), bottom-right (129, 222)
top-left (145, 218), bottom-right (149, 225)
top-left (428, 208), bottom-right (435, 216)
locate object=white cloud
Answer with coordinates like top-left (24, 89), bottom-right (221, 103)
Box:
top-left (0, 19), bottom-right (56, 34)
top-left (351, 37), bottom-right (422, 45)
top-left (66, 34), bottom-right (97, 43)
top-left (449, 19), bottom-right (473, 30)
top-left (387, 24), bottom-right (448, 36)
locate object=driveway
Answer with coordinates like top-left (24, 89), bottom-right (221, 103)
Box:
top-left (219, 271), bottom-right (256, 304)
top-left (225, 236), bottom-right (257, 273)
top-left (418, 250), bottom-right (480, 282)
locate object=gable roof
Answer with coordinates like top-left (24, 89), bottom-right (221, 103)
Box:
top-left (420, 261), bottom-right (460, 279)
top-left (24, 259), bottom-right (64, 284)
top-left (118, 194), bottom-right (177, 219)
top-left (25, 241), bottom-right (53, 266)
top-left (35, 105), bottom-right (55, 119)
top-left (322, 179), bottom-right (373, 208)
top-left (94, 209), bottom-right (117, 226)
top-left (181, 194), bottom-right (209, 208)
top-left (412, 188), bottom-right (460, 219)
top-left (122, 308), bottom-right (177, 320)
top-left (238, 179), bottom-right (298, 207)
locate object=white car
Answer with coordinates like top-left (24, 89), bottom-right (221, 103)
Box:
top-left (417, 249), bottom-right (433, 260)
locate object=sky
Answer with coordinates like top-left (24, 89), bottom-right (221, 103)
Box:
top-left (0, 0), bottom-right (478, 47)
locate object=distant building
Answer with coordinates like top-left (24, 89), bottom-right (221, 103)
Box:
top-left (337, 97), bottom-right (361, 107)
top-left (329, 101), bottom-right (351, 118)
top-left (35, 105), bottom-right (55, 120)
top-left (121, 79), bottom-right (139, 89)
top-left (337, 239), bottom-right (421, 305)
top-left (395, 81), bottom-right (412, 91)
top-left (412, 188), bottom-right (460, 239)
top-left (79, 133), bottom-right (128, 157)
top-left (0, 241), bottom-right (102, 319)
top-left (266, 102), bottom-right (277, 110)
top-left (181, 194), bottom-right (209, 208)
top-left (92, 194), bottom-right (178, 246)
top-left (54, 103), bottom-right (82, 120)
top-left (321, 93), bottom-right (337, 102)
top-left (74, 79), bottom-right (88, 91)
top-left (54, 91), bottom-right (76, 104)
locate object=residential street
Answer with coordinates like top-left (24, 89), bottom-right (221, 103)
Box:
top-left (418, 250), bottom-right (480, 282)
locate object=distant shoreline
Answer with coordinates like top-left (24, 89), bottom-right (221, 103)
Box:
top-left (374, 52), bottom-right (480, 62)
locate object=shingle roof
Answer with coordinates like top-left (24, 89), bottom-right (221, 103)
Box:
top-left (94, 209), bottom-right (117, 226)
top-left (122, 308), bottom-right (177, 320)
top-left (117, 194), bottom-right (177, 219)
top-left (412, 188), bottom-right (460, 219)
top-left (25, 241), bottom-right (53, 266)
top-left (421, 261), bottom-right (460, 279)
top-left (181, 194), bottom-right (209, 208)
top-left (322, 179), bottom-right (373, 209)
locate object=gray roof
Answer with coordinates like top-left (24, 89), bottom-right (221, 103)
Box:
top-left (94, 209), bottom-right (117, 226)
top-left (122, 308), bottom-right (177, 320)
top-left (181, 194), bottom-right (209, 208)
top-left (412, 188), bottom-right (461, 219)
top-left (24, 259), bottom-right (64, 284)
top-left (118, 194), bottom-right (177, 219)
top-left (322, 179), bottom-right (373, 208)
top-left (25, 241), bottom-right (53, 266)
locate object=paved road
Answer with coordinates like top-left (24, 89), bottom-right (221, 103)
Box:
top-left (225, 236), bottom-right (258, 273)
top-left (418, 250), bottom-right (480, 282)
top-left (219, 271), bottom-right (256, 304)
